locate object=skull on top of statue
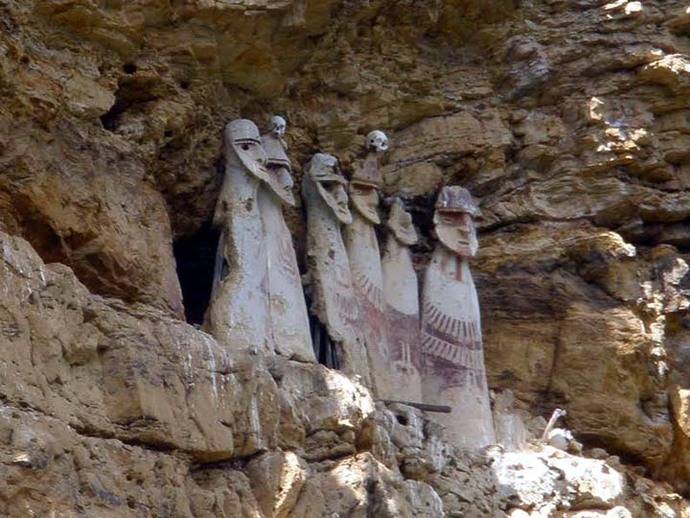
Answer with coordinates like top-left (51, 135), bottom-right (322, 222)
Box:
top-left (366, 130), bottom-right (389, 153)
top-left (271, 115), bottom-right (287, 138)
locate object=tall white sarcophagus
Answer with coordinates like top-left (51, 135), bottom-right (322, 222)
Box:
top-left (303, 153), bottom-right (372, 384)
top-left (382, 198), bottom-right (423, 402)
top-left (205, 119), bottom-right (272, 353)
top-left (343, 130), bottom-right (390, 396)
top-left (260, 116), bottom-right (315, 362)
top-left (421, 186), bottom-right (495, 449)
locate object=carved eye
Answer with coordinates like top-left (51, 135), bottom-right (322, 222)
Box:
top-left (241, 143), bottom-right (251, 151)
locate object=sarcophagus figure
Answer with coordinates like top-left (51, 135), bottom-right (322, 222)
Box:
top-left (260, 116), bottom-right (315, 362)
top-left (205, 119), bottom-right (272, 353)
top-left (302, 153), bottom-right (371, 384)
top-left (421, 186), bottom-right (495, 449)
top-left (382, 198), bottom-right (422, 402)
top-left (343, 130), bottom-right (389, 396)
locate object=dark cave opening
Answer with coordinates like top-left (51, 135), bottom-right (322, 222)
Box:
top-left (308, 311), bottom-right (341, 369)
top-left (100, 98), bottom-right (127, 132)
top-left (173, 223), bottom-right (221, 326)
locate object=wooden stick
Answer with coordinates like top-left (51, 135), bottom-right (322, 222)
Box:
top-left (382, 400), bottom-right (452, 414)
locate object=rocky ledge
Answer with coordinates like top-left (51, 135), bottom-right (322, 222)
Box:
top-left (0, 231), bottom-right (687, 516)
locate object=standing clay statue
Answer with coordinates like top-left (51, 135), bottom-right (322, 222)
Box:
top-left (421, 186), bottom-right (495, 449)
top-left (259, 116), bottom-right (315, 362)
top-left (206, 119), bottom-right (272, 353)
top-left (343, 130), bottom-right (389, 396)
top-left (382, 198), bottom-right (422, 402)
top-left (302, 153), bottom-right (371, 383)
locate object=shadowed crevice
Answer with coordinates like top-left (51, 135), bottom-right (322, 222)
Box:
top-left (174, 222), bottom-right (220, 325)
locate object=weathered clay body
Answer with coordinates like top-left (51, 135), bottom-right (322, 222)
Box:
top-left (205, 119), bottom-right (271, 353)
top-left (302, 153), bottom-right (371, 384)
top-left (421, 186), bottom-right (495, 449)
top-left (344, 136), bottom-right (389, 396)
top-left (260, 116), bottom-right (295, 207)
top-left (382, 198), bottom-right (422, 402)
top-left (260, 118), bottom-right (315, 362)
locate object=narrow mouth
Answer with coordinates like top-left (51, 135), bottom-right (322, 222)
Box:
top-left (267, 158), bottom-right (291, 167)
top-left (318, 177), bottom-right (347, 186)
top-left (352, 180), bottom-right (381, 189)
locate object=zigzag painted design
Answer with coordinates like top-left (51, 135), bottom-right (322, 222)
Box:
top-left (353, 270), bottom-right (384, 308)
top-left (421, 333), bottom-right (485, 369)
top-left (422, 302), bottom-right (481, 346)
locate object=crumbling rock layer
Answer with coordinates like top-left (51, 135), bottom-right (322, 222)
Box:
top-left (0, 232), bottom-right (687, 516)
top-left (0, 231), bottom-right (494, 516)
top-left (2, 0), bottom-right (690, 513)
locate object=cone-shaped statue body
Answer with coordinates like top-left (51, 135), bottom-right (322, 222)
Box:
top-left (259, 118), bottom-right (315, 362)
top-left (303, 153), bottom-right (372, 384)
top-left (382, 198), bottom-right (422, 402)
top-left (205, 119), bottom-right (272, 353)
top-left (421, 186), bottom-right (495, 449)
top-left (344, 134), bottom-right (389, 396)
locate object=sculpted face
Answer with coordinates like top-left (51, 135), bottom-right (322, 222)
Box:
top-left (434, 211), bottom-right (478, 257)
top-left (308, 153), bottom-right (352, 225)
top-left (271, 115), bottom-right (287, 137)
top-left (387, 198), bottom-right (417, 246)
top-left (262, 115), bottom-right (295, 206)
top-left (366, 130), bottom-right (389, 153)
top-left (434, 186), bottom-right (480, 257)
top-left (269, 167), bottom-right (295, 206)
top-left (350, 139), bottom-right (385, 224)
top-left (349, 181), bottom-right (380, 225)
top-left (226, 119), bottom-right (271, 184)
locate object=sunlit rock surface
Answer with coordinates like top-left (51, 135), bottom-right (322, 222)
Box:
top-left (2, 0), bottom-right (690, 514)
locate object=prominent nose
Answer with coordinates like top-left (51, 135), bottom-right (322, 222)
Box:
top-left (257, 148), bottom-right (268, 166)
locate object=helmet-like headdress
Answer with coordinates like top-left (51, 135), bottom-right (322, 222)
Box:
top-left (435, 186), bottom-right (480, 217)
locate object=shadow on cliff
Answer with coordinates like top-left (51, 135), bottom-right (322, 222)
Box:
top-left (173, 222), bottom-right (220, 325)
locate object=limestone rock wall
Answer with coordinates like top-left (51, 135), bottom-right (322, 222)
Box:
top-left (2, 0), bottom-right (690, 514)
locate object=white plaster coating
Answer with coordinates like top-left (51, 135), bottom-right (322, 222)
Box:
top-left (205, 119), bottom-right (271, 354)
top-left (421, 186), bottom-right (495, 449)
top-left (382, 199), bottom-right (422, 402)
top-left (260, 117), bottom-right (315, 362)
top-left (344, 212), bottom-right (388, 395)
top-left (259, 189), bottom-right (315, 362)
top-left (303, 153), bottom-right (371, 384)
top-left (261, 116), bottom-right (295, 206)
top-left (345, 142), bottom-right (389, 396)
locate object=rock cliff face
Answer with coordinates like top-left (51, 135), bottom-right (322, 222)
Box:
top-left (2, 0), bottom-right (690, 516)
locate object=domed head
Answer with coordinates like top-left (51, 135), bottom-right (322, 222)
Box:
top-left (366, 130), bottom-right (389, 153)
top-left (224, 119), bottom-right (270, 183)
top-left (304, 153), bottom-right (352, 225)
top-left (433, 186), bottom-right (480, 258)
top-left (387, 198), bottom-right (418, 246)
